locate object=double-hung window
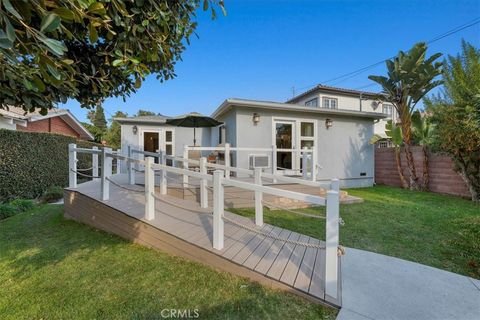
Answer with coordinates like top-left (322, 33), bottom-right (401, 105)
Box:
top-left (383, 104), bottom-right (393, 119)
top-left (322, 97), bottom-right (338, 109)
top-left (165, 130), bottom-right (174, 166)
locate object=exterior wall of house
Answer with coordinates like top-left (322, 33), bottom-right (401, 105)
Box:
top-left (222, 106), bottom-right (375, 187)
top-left (119, 122), bottom-right (213, 171)
top-left (0, 117), bottom-right (16, 130)
top-left (16, 117), bottom-right (80, 138)
top-left (291, 91), bottom-right (395, 136)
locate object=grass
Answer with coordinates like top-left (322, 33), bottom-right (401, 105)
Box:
top-left (231, 185), bottom-right (480, 279)
top-left (0, 205), bottom-right (337, 320)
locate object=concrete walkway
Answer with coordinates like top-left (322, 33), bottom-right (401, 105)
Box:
top-left (337, 248), bottom-right (480, 320)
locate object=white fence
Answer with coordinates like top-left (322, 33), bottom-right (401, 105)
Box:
top-left (68, 143), bottom-right (341, 300)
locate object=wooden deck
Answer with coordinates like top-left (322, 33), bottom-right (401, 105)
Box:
top-left (64, 173), bottom-right (342, 307)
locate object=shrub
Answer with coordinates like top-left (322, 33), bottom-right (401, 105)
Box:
top-left (0, 203), bottom-right (18, 220)
top-left (0, 129), bottom-right (101, 201)
top-left (41, 186), bottom-right (64, 203)
top-left (10, 199), bottom-right (35, 212)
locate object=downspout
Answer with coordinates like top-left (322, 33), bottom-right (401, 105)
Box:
top-left (359, 93), bottom-right (363, 112)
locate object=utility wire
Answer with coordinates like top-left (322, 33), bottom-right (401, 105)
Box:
top-left (293, 17), bottom-right (480, 93)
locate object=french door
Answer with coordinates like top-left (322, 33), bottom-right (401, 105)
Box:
top-left (275, 120), bottom-right (296, 174)
top-left (274, 120), bottom-right (316, 175)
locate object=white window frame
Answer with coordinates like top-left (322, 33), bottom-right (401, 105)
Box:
top-left (322, 97), bottom-right (338, 109)
top-left (271, 117), bottom-right (317, 175)
top-left (305, 98), bottom-right (318, 107)
top-left (382, 104), bottom-right (393, 119)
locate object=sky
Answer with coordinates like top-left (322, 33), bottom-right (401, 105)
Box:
top-left (63, 0), bottom-right (480, 123)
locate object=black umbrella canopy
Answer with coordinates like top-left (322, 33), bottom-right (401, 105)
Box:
top-left (166, 112), bottom-right (223, 146)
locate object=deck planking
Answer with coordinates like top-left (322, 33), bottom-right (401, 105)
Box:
top-left (64, 173), bottom-right (341, 307)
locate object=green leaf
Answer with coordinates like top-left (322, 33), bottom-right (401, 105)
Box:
top-left (112, 59), bottom-right (124, 67)
top-left (5, 18), bottom-right (15, 42)
top-left (38, 36), bottom-right (67, 56)
top-left (32, 75), bottom-right (46, 92)
top-left (88, 2), bottom-right (106, 15)
top-left (0, 30), bottom-right (13, 49)
top-left (134, 77), bottom-right (141, 89)
top-left (41, 13), bottom-right (61, 32)
top-left (88, 23), bottom-right (98, 43)
top-left (53, 8), bottom-right (75, 21)
top-left (2, 0), bottom-right (22, 20)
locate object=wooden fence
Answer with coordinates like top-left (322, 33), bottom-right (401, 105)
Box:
top-left (375, 146), bottom-right (471, 198)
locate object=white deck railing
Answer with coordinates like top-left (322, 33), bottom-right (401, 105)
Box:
top-left (68, 144), bottom-right (341, 300)
top-left (185, 143), bottom-right (318, 182)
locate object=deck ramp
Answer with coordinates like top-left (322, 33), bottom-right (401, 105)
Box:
top-left (64, 174), bottom-right (341, 307)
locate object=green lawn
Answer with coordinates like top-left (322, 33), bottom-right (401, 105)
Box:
top-left (1, 186), bottom-right (478, 319)
top-left (232, 185), bottom-right (480, 278)
top-left (0, 205), bottom-right (336, 320)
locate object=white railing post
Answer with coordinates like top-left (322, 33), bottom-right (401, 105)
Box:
top-left (272, 144), bottom-right (277, 183)
top-left (213, 170), bottom-right (224, 250)
top-left (254, 167), bottom-right (263, 226)
top-left (302, 147), bottom-right (308, 179)
top-left (160, 152), bottom-right (168, 195)
top-left (325, 178), bottom-right (340, 300)
top-left (68, 143), bottom-right (77, 188)
top-left (224, 143), bottom-right (230, 179)
top-left (199, 157), bottom-right (208, 208)
top-left (331, 178), bottom-right (340, 192)
top-left (128, 146), bottom-right (135, 185)
top-left (92, 146), bottom-right (99, 181)
top-left (311, 146), bottom-right (317, 182)
top-left (183, 144), bottom-right (189, 187)
top-left (101, 147), bottom-right (112, 201)
top-left (145, 156), bottom-right (155, 221)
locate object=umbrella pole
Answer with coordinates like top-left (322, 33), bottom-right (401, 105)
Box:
top-left (193, 127), bottom-right (196, 146)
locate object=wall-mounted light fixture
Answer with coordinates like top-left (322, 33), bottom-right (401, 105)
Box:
top-left (325, 118), bottom-right (333, 129)
top-left (132, 125), bottom-right (138, 135)
top-left (252, 113), bottom-right (260, 125)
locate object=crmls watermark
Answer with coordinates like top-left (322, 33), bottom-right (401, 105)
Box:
top-left (160, 309), bottom-right (200, 318)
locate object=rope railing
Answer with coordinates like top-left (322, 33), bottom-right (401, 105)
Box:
top-left (105, 177), bottom-right (144, 193)
top-left (70, 169), bottom-right (100, 179)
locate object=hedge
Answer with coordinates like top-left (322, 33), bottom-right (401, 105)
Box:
top-left (0, 129), bottom-right (101, 201)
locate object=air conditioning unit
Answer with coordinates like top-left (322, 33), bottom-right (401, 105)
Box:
top-left (249, 154), bottom-right (270, 169)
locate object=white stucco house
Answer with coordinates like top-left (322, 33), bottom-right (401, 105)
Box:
top-left (116, 85), bottom-right (386, 188)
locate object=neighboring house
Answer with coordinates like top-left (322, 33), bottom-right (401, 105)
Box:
top-left (116, 93), bottom-right (385, 188)
top-left (0, 107), bottom-right (93, 140)
top-left (286, 84), bottom-right (398, 138)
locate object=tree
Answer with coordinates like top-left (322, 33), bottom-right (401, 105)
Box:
top-left (92, 103), bottom-right (107, 131)
top-left (104, 111), bottom-right (127, 149)
top-left (369, 43), bottom-right (443, 190)
top-left (425, 41), bottom-right (480, 202)
top-left (411, 111), bottom-right (435, 190)
top-left (0, 0), bottom-right (224, 114)
top-left (136, 110), bottom-right (157, 117)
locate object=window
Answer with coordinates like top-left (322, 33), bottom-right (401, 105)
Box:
top-left (383, 104), bottom-right (393, 118)
top-left (300, 121), bottom-right (315, 174)
top-left (305, 98), bottom-right (318, 107)
top-left (218, 125), bottom-right (226, 144)
top-left (322, 97), bottom-right (338, 109)
top-left (165, 130), bottom-right (174, 166)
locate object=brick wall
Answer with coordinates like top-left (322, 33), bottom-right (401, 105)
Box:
top-left (17, 116), bottom-right (80, 138)
top-left (375, 146), bottom-right (471, 198)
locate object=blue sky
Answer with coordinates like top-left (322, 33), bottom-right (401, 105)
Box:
top-left (64, 0), bottom-right (480, 123)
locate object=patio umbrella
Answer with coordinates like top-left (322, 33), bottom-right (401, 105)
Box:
top-left (166, 112), bottom-right (223, 146)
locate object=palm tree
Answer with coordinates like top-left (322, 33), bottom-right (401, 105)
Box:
top-left (411, 111), bottom-right (435, 190)
top-left (369, 43), bottom-right (443, 190)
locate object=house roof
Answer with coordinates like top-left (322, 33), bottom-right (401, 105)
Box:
top-left (0, 106), bottom-right (94, 140)
top-left (211, 98), bottom-right (386, 120)
top-left (113, 115), bottom-right (170, 125)
top-left (286, 84), bottom-right (381, 103)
